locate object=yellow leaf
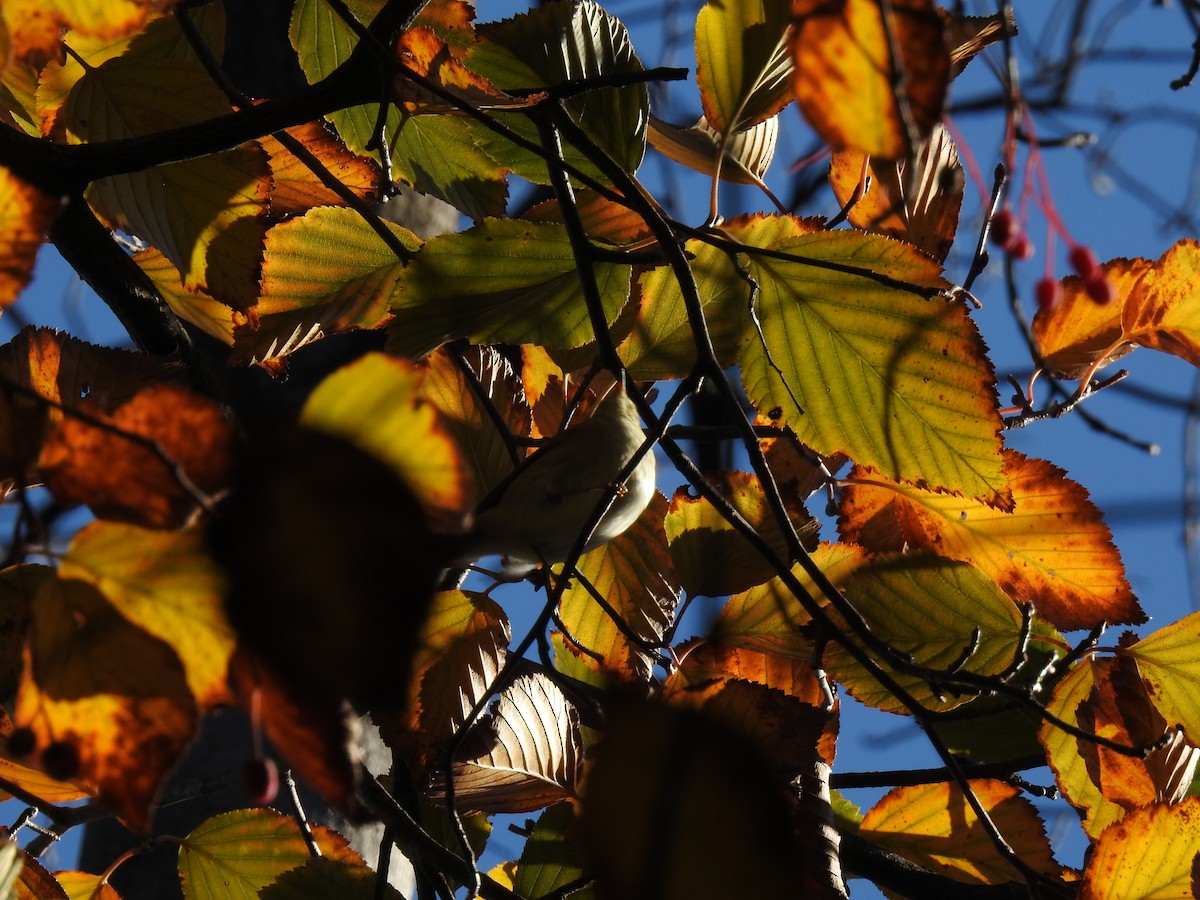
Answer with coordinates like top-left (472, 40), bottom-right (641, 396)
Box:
top-left (61, 522), bottom-right (233, 709)
top-left (1126, 610), bottom-right (1200, 743)
top-left (792, 0), bottom-right (948, 159)
top-left (7, 0), bottom-right (166, 67)
top-left (301, 353), bottom-right (470, 524)
top-left (739, 228), bottom-right (1005, 506)
top-left (1080, 799), bottom-right (1200, 899)
top-left (860, 780), bottom-right (1059, 884)
top-left (695, 0), bottom-right (794, 133)
top-left (839, 450), bottom-right (1144, 630)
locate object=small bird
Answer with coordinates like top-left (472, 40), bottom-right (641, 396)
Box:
top-left (453, 381), bottom-right (656, 568)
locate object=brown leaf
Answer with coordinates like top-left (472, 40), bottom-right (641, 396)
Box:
top-left (227, 649), bottom-right (365, 820)
top-left (39, 383), bottom-right (235, 528)
top-left (15, 577), bottom-right (196, 832)
top-left (828, 123), bottom-right (963, 262)
top-left (942, 9), bottom-right (1017, 78)
top-left (432, 672), bottom-right (581, 815)
top-left (792, 0), bottom-right (948, 160)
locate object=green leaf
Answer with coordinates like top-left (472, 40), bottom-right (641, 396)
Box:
top-left (178, 809), bottom-right (360, 900)
top-left (390, 218), bottom-right (632, 356)
top-left (513, 803), bottom-right (592, 899)
top-left (739, 228), bottom-right (1005, 505)
top-left (466, 0), bottom-right (648, 184)
top-left (1126, 610), bottom-right (1200, 740)
top-left (243, 207), bottom-right (420, 365)
top-left (695, 0), bottom-right (794, 132)
top-left (826, 555), bottom-right (1024, 713)
top-left (259, 859), bottom-right (405, 900)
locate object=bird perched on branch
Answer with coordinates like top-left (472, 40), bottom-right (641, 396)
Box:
top-left (453, 380), bottom-right (656, 569)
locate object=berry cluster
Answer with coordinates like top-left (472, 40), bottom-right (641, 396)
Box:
top-left (989, 208), bottom-right (1115, 312)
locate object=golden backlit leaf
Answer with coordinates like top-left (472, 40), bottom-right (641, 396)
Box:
top-left (792, 0), bottom-right (948, 160)
top-left (1040, 658), bottom-right (1130, 840)
top-left (647, 115), bottom-right (781, 200)
top-left (14, 577), bottom-right (196, 832)
top-left (7, 0), bottom-right (171, 67)
top-left (1032, 257), bottom-right (1150, 379)
top-left (1122, 238), bottom-right (1200, 368)
top-left (560, 492), bottom-right (679, 682)
top-left (260, 122), bottom-right (382, 217)
top-left (1126, 610), bottom-right (1200, 744)
top-left (860, 780), bottom-right (1058, 884)
top-left (523, 190), bottom-right (654, 246)
top-left (54, 871), bottom-right (121, 900)
top-left (1080, 798), bottom-right (1200, 900)
top-left (838, 451), bottom-right (1143, 630)
top-left (0, 756), bottom-right (88, 804)
top-left (61, 522), bottom-right (233, 709)
top-left (177, 807), bottom-right (361, 900)
top-left (578, 698), bottom-right (817, 897)
top-left (828, 123), bottom-right (963, 262)
top-left (12, 850), bottom-right (64, 900)
top-left (393, 25), bottom-right (516, 115)
top-left (39, 383), bottom-right (235, 528)
top-left (665, 471), bottom-right (817, 597)
top-left (0, 170), bottom-right (56, 307)
top-left (134, 247), bottom-right (238, 348)
top-left (435, 672), bottom-right (581, 815)
top-left (246, 207), bottom-right (419, 367)
top-left (695, 0), bottom-right (794, 134)
top-left (301, 353), bottom-right (469, 524)
top-left (738, 228), bottom-right (1006, 506)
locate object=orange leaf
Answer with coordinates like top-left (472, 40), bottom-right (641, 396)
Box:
top-left (839, 450), bottom-right (1144, 630)
top-left (860, 780), bottom-right (1059, 884)
top-left (1080, 798), bottom-right (1200, 899)
top-left (14, 577), bottom-right (196, 832)
top-left (1032, 257), bottom-right (1150, 379)
top-left (13, 850), bottom-right (67, 900)
top-left (1122, 237), bottom-right (1200, 367)
top-left (38, 383), bottom-right (235, 529)
top-left (524, 190), bottom-right (654, 246)
top-left (260, 122), bottom-right (382, 217)
top-left (6, 0), bottom-right (169, 67)
top-left (0, 171), bottom-right (56, 307)
top-left (792, 0), bottom-right (948, 160)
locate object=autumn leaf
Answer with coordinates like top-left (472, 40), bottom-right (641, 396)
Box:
top-left (177, 808), bottom-right (362, 900)
top-left (578, 698), bottom-right (821, 897)
top-left (135, 247), bottom-right (238, 348)
top-left (738, 227), bottom-right (1006, 506)
top-left (259, 858), bottom-right (406, 900)
top-left (432, 672), bottom-right (582, 815)
top-left (390, 219), bottom-right (632, 358)
top-left (39, 383), bottom-right (235, 528)
top-left (509, 803), bottom-right (584, 899)
top-left (828, 123), bottom-right (963, 262)
top-left (839, 451), bottom-right (1144, 630)
top-left (0, 170), bottom-right (56, 308)
top-left (1079, 798), bottom-right (1200, 899)
top-left (1122, 237), bottom-right (1200, 367)
top-left (259, 121), bottom-right (382, 217)
top-left (695, 0), bottom-right (793, 134)
top-left (791, 0), bottom-right (948, 160)
top-left (15, 577), bottom-right (197, 832)
top-left (6, 0), bottom-right (171, 67)
top-left (60, 522), bottom-right (233, 709)
top-left (1125, 610), bottom-right (1200, 745)
top-left (665, 471), bottom-right (817, 596)
top-left (53, 871), bottom-right (120, 900)
top-left (523, 189), bottom-right (655, 246)
top-left (1032, 257), bottom-right (1150, 379)
top-left (13, 849), bottom-right (65, 900)
top-left (859, 780), bottom-right (1059, 884)
top-left (560, 492), bottom-right (679, 682)
top-left (647, 115), bottom-right (781, 200)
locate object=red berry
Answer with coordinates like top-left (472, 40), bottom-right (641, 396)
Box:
top-left (990, 209), bottom-right (1016, 248)
top-left (243, 756), bottom-right (279, 805)
top-left (41, 740), bottom-right (81, 781)
top-left (1035, 277), bottom-right (1062, 312)
top-left (1068, 245), bottom-right (1099, 279)
top-left (6, 727), bottom-right (35, 758)
top-left (1084, 272), bottom-right (1118, 305)
top-left (1007, 234), bottom-right (1035, 261)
